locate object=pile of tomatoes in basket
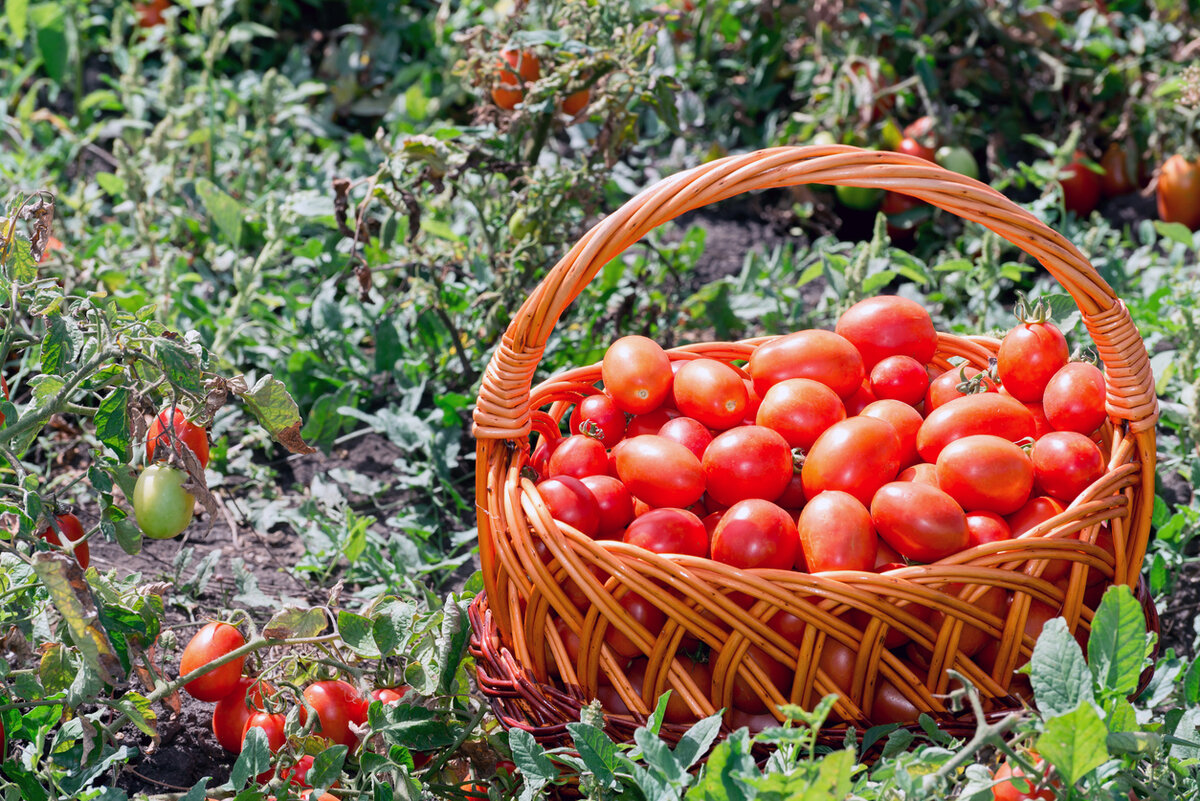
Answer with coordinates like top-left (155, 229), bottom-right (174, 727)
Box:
top-left (533, 293), bottom-right (1110, 598)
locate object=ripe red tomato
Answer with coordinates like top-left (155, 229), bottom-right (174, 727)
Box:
top-left (1099, 142), bottom-right (1138, 197)
top-left (754, 378), bottom-right (845, 451)
top-left (871, 678), bottom-right (920, 724)
top-left (710, 499), bottom-right (799, 570)
top-left (1031, 432), bottom-right (1105, 502)
top-left (579, 475), bottom-right (634, 537)
top-left (797, 491), bottom-right (876, 572)
top-left (702, 426), bottom-right (793, 506)
top-left (992, 757), bottom-right (1057, 801)
top-left (561, 88), bottom-right (590, 116)
top-left (801, 417), bottom-right (901, 506)
top-left (1007, 496), bottom-right (1066, 538)
top-left (896, 136), bottom-right (935, 162)
top-left (843, 381), bottom-right (877, 416)
top-left (926, 365), bottom-right (998, 410)
top-left (871, 482), bottom-right (968, 562)
top-left (242, 710), bottom-right (286, 752)
top-left (673, 359), bottom-right (747, 429)
top-left (623, 508), bottom-right (708, 558)
top-left (1025, 401), bottom-right (1054, 439)
top-left (604, 592), bottom-right (666, 659)
top-left (934, 584), bottom-right (1008, 656)
top-left (966, 511), bottom-right (1011, 547)
top-left (1043, 362), bottom-right (1106, 435)
top-left (530, 435), bottom-right (560, 479)
top-left (492, 48), bottom-right (540, 110)
top-left (730, 645), bottom-right (790, 713)
top-left (657, 416), bottom-right (713, 460)
top-left (898, 462), bottom-right (939, 487)
top-left (213, 677), bottom-right (274, 753)
top-left (547, 434), bottom-right (608, 479)
top-left (302, 680), bottom-right (368, 748)
top-left (371, 686), bottom-right (410, 704)
top-left (625, 656), bottom-right (712, 724)
top-left (626, 407), bottom-right (679, 437)
top-left (1060, 151), bottom-right (1101, 216)
top-left (859, 399), bottom-right (923, 468)
top-left (903, 116), bottom-right (938, 143)
top-left (881, 191), bottom-right (923, 243)
top-left (40, 512), bottom-right (89, 570)
top-left (535, 476), bottom-right (601, 539)
top-left (147, 408), bottom-right (210, 468)
top-left (180, 622), bottom-right (246, 702)
top-left (569, 395), bottom-right (626, 447)
top-left (916, 393), bottom-right (1036, 462)
top-left (869, 355), bottom-right (929, 406)
top-left (134, 0), bottom-right (171, 28)
top-left (616, 435), bottom-right (705, 508)
top-left (935, 435), bottom-right (1034, 515)
top-left (997, 320), bottom-right (1068, 402)
top-left (602, 336), bottom-right (673, 414)
top-left (835, 296), bottom-right (938, 370)
top-left (1158, 154), bottom-right (1200, 230)
top-left (748, 330), bottom-right (865, 399)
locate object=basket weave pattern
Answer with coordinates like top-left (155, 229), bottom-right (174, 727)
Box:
top-left (469, 146), bottom-right (1159, 743)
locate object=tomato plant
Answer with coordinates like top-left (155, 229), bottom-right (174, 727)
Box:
top-left (1157, 154), bottom-right (1200, 229)
top-left (133, 463), bottom-right (196, 539)
top-left (146, 407), bottom-right (210, 468)
top-left (491, 48), bottom-right (541, 110)
top-left (180, 622), bottom-right (247, 702)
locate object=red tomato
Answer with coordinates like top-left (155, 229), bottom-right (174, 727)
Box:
top-left (627, 407), bottom-right (679, 437)
top-left (1099, 142), bottom-right (1138, 197)
top-left (180, 622), bottom-right (246, 702)
top-left (743, 380), bottom-right (763, 420)
top-left (672, 359), bottom-right (748, 429)
top-left (925, 365), bottom-right (998, 410)
top-left (1025, 401), bottom-right (1054, 439)
top-left (996, 320), bottom-right (1068, 402)
top-left (147, 408), bottom-right (210, 468)
top-left (727, 708), bottom-right (778, 733)
top-left (242, 710), bottom-right (286, 752)
top-left (1060, 151), bottom-right (1101, 216)
top-left (775, 471), bottom-right (807, 508)
top-left (859, 399), bottom-right (923, 467)
top-left (536, 477), bottom-right (601, 538)
top-left (547, 434), bottom-right (607, 479)
top-left (702, 426), bottom-right (793, 506)
top-left (897, 462), bottom-right (939, 487)
top-left (701, 510), bottom-right (724, 538)
top-left (282, 754), bottom-right (315, 788)
top-left (767, 608), bottom-right (809, 642)
top-left (569, 395), bottom-right (626, 447)
top-left (40, 512), bottom-right (89, 570)
top-left (657, 417), bottom-right (713, 460)
top-left (604, 592), bottom-right (666, 659)
top-left (1031, 432), bottom-right (1105, 502)
top-left (896, 136), bottom-right (936, 162)
top-left (561, 88), bottom-right (590, 116)
top-left (869, 355), bottom-right (929, 406)
top-left (602, 336), bottom-right (673, 414)
top-left (1043, 362), bottom-right (1106, 435)
top-left (616, 435), bottom-right (705, 508)
top-left (881, 191), bottom-right (923, 243)
top-left (992, 757), bottom-right (1057, 801)
top-left (623, 508), bottom-right (708, 558)
top-left (579, 475), bottom-right (634, 537)
top-left (754, 378), bottom-right (845, 451)
top-left (302, 680), bottom-right (368, 748)
top-left (491, 49), bottom-right (540, 110)
top-left (835, 296), bottom-right (938, 370)
top-left (875, 537), bottom-right (904, 568)
top-left (134, 0), bottom-right (171, 28)
top-left (872, 678), bottom-right (920, 724)
top-left (818, 639), bottom-right (856, 697)
top-left (916, 393), bottom-right (1036, 462)
top-left (1007, 496), bottom-right (1066, 538)
top-left (748, 330), bottom-right (865, 399)
top-left (370, 686), bottom-right (410, 705)
top-left (903, 116), bottom-right (938, 143)
top-left (530, 435), bottom-right (560, 479)
top-left (730, 644), bottom-right (790, 713)
top-left (1158, 154), bottom-right (1200, 230)
top-left (966, 511), bottom-right (1011, 547)
top-left (935, 435), bottom-right (1033, 515)
top-left (801, 417), bottom-right (901, 506)
top-left (797, 491), bottom-right (876, 572)
top-left (627, 656), bottom-right (712, 724)
top-left (212, 677), bottom-right (274, 753)
top-left (933, 584), bottom-right (1008, 656)
top-left (871, 482), bottom-right (968, 562)
top-left (843, 381), bottom-right (877, 416)
top-left (710, 499), bottom-right (799, 570)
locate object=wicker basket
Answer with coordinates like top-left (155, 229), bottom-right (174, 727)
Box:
top-left (469, 146), bottom-right (1159, 746)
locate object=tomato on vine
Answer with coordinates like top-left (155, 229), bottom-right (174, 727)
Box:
top-left (133, 464), bottom-right (195, 539)
top-left (40, 512), bottom-right (89, 569)
top-left (491, 48), bottom-right (540, 110)
top-left (302, 680), bottom-right (368, 748)
top-left (147, 407), bottom-right (210, 468)
top-left (1157, 154), bottom-right (1200, 230)
top-left (212, 677), bottom-right (274, 753)
top-left (180, 622), bottom-right (246, 702)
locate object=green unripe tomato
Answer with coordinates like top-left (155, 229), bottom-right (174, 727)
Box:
top-left (934, 146), bottom-right (980, 180)
top-left (508, 208), bottom-right (535, 238)
top-left (835, 184), bottom-right (884, 211)
top-left (810, 131), bottom-right (838, 146)
top-left (134, 464), bottom-right (195, 539)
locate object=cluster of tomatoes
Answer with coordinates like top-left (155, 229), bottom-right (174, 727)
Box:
top-left (531, 295), bottom-right (1111, 726)
top-left (489, 48), bottom-right (590, 116)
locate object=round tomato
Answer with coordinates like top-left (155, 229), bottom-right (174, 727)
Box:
top-left (602, 336), bottom-right (673, 414)
top-left (1060, 151), bottom-right (1101, 216)
top-left (657, 416), bottom-right (713, 460)
top-left (898, 462), bottom-right (939, 487)
top-left (213, 677), bottom-right (274, 753)
top-left (530, 435), bottom-right (560, 479)
top-left (40, 512), bottom-right (89, 569)
top-left (672, 358), bottom-right (748, 429)
top-left (1008, 498), bottom-right (1071, 580)
top-left (616, 435), bottom-right (705, 508)
top-left (896, 136), bottom-right (935, 162)
top-left (702, 426), bottom-right (793, 506)
top-left (569, 395), bottom-right (625, 447)
top-left (623, 508), bottom-right (708, 558)
top-left (916, 393), bottom-right (1036, 463)
top-left (835, 296), bottom-right (937, 370)
top-left (754, 378), bottom-right (845, 451)
top-left (871, 678), bottom-right (920, 724)
top-left (991, 757), bottom-right (1056, 801)
top-left (282, 754), bottom-right (316, 788)
top-left (242, 711), bottom-right (286, 781)
top-left (997, 320), bottom-right (1068, 402)
top-left (797, 491), bottom-right (876, 572)
top-left (371, 686), bottom-right (410, 705)
top-left (711, 499), bottom-right (799, 570)
top-left (935, 435), bottom-right (1034, 515)
top-left (579, 475), bottom-right (634, 537)
top-left (749, 330), bottom-right (864, 399)
top-left (1042, 362), bottom-right (1106, 435)
top-left (1031, 432), bottom-right (1105, 502)
top-left (801, 417), bottom-right (901, 506)
top-left (1099, 142), bottom-right (1138, 197)
top-left (903, 116), bottom-right (938, 144)
top-left (869, 355), bottom-right (929, 407)
top-left (729, 645), bottom-right (790, 713)
top-left (604, 592), bottom-right (666, 659)
top-left (302, 680), bottom-right (368, 748)
top-left (935, 146), bottom-right (979, 180)
top-left (626, 407), bottom-right (678, 437)
top-left (871, 482), bottom-right (968, 562)
top-left (561, 88), bottom-right (590, 116)
top-left (547, 434), bottom-right (607, 479)
top-left (180, 621), bottom-right (246, 702)
top-left (133, 464), bottom-right (195, 539)
top-left (966, 511), bottom-right (1011, 547)
top-left (1158, 154), bottom-right (1200, 230)
top-left (835, 184), bottom-right (883, 210)
top-left (926, 365), bottom-right (998, 410)
top-left (147, 408), bottom-right (210, 468)
top-left (859, 399), bottom-right (922, 468)
top-left (536, 476), bottom-right (601, 539)
top-left (492, 48), bottom-right (540, 110)
top-left (843, 381), bottom-right (877, 416)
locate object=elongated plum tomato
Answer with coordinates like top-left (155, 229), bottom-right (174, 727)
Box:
top-left (871, 482), bottom-right (968, 562)
top-left (616, 435), bottom-right (705, 508)
top-left (491, 48), bottom-right (540, 110)
top-left (711, 499), bottom-right (799, 570)
top-left (604, 592), bottom-right (665, 659)
top-left (133, 464), bottom-right (195, 539)
top-left (801, 417), bottom-right (901, 506)
top-left (872, 678), bottom-right (920, 724)
top-left (748, 329), bottom-right (864, 399)
top-left (729, 644), bottom-right (791, 713)
top-left (797, 491), bottom-right (876, 572)
top-left (1007, 495), bottom-right (1069, 581)
top-left (1158, 154), bottom-right (1200, 230)
top-left (835, 295), bottom-right (937, 370)
top-left (40, 512), bottom-right (89, 569)
top-left (147, 408), bottom-right (210, 468)
top-left (561, 87), bottom-right (590, 116)
top-left (672, 358), bottom-right (747, 429)
top-left (241, 711), bottom-right (286, 779)
top-left (213, 677), bottom-right (274, 753)
top-left (302, 680), bottom-right (368, 748)
top-left (579, 475), bottom-right (634, 537)
top-left (898, 462), bottom-right (939, 487)
top-left (569, 394), bottom-right (625, 447)
top-left (180, 622), bottom-right (246, 702)
top-left (602, 336), bottom-right (673, 414)
top-left (1030, 432), bottom-right (1105, 502)
top-left (535, 476), bottom-right (600, 539)
top-left (859, 399), bottom-right (923, 468)
top-left (1060, 151), bottom-right (1101, 216)
top-left (1099, 142), bottom-right (1138, 197)
top-left (702, 426), bottom-right (793, 506)
top-left (925, 365), bottom-right (998, 410)
top-left (916, 393), bottom-right (1035, 463)
top-left (996, 319), bottom-right (1068, 402)
top-left (935, 435), bottom-right (1033, 515)
top-left (1042, 362), bottom-right (1106, 435)
top-left (547, 434), bottom-right (608, 479)
top-left (623, 508), bottom-right (708, 558)
top-left (754, 378), bottom-right (845, 451)
top-left (657, 416), bottom-right (712, 460)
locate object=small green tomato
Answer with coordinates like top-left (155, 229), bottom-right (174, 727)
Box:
top-left (133, 464), bottom-right (195, 539)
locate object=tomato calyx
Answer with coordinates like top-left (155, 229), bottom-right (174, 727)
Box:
top-left (953, 363), bottom-right (998, 396)
top-left (1011, 292), bottom-right (1055, 326)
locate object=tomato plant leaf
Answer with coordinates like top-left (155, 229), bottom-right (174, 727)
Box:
top-left (95, 388), bottom-right (132, 462)
top-left (154, 338), bottom-right (204, 396)
top-left (41, 312), bottom-right (79, 376)
top-left (309, 744), bottom-right (348, 792)
top-left (1088, 585), bottom-right (1147, 697)
top-left (687, 728), bottom-right (756, 801)
top-left (6, 0), bottom-right (29, 41)
top-left (194, 178), bottom-right (245, 248)
top-left (236, 374), bottom-right (316, 454)
top-left (263, 606), bottom-right (327, 640)
top-left (179, 779), bottom-right (212, 801)
top-left (435, 595), bottom-right (470, 695)
top-left (371, 599), bottom-right (416, 656)
top-left (371, 703), bottom-right (456, 750)
top-left (1030, 617), bottom-right (1093, 717)
top-left (231, 725), bottom-right (272, 789)
top-left (636, 725), bottom-right (687, 784)
top-left (338, 610), bottom-right (382, 657)
top-left (1154, 221), bottom-right (1196, 248)
top-left (112, 691), bottom-right (157, 737)
top-left (1036, 701), bottom-right (1108, 784)
top-left (31, 553), bottom-right (122, 686)
top-left (510, 728), bottom-right (555, 801)
top-left (39, 642), bottom-right (75, 694)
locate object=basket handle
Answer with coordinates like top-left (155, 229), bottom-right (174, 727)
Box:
top-left (472, 145), bottom-right (1158, 441)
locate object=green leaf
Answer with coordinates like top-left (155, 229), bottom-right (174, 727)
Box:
top-left (566, 722), bottom-right (623, 789)
top-left (1036, 702), bottom-right (1108, 784)
top-left (39, 643), bottom-right (75, 694)
top-left (1154, 221), bottom-right (1196, 248)
top-left (31, 553), bottom-right (123, 686)
top-left (112, 691), bottom-right (157, 737)
top-left (94, 172), bottom-right (127, 197)
top-left (339, 610), bottom-right (382, 657)
top-left (40, 312), bottom-right (77, 375)
top-left (1088, 585), bottom-right (1147, 697)
top-left (510, 728), bottom-right (556, 801)
top-left (686, 728), bottom-right (756, 801)
top-left (676, 713), bottom-right (724, 770)
top-left (262, 606), bottom-right (327, 639)
top-left (95, 388), bottom-right (131, 462)
top-left (1106, 731), bottom-right (1160, 755)
top-left (7, 0), bottom-right (29, 40)
top-left (29, 3), bottom-right (67, 84)
top-left (236, 374), bottom-right (316, 455)
top-left (179, 779), bottom-right (211, 801)
top-left (1030, 618), bottom-right (1094, 717)
top-left (372, 599), bottom-right (416, 656)
top-left (194, 178), bottom-right (245, 248)
top-left (1185, 658), bottom-right (1200, 705)
top-left (154, 339), bottom-right (203, 396)
top-left (635, 725), bottom-right (687, 784)
top-left (436, 596), bottom-right (470, 695)
top-left (371, 703), bottom-right (456, 750)
top-left (308, 744), bottom-right (347, 791)
top-left (231, 726), bottom-right (272, 788)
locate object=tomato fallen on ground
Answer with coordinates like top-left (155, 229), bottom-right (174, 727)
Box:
top-left (180, 622), bottom-right (246, 702)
